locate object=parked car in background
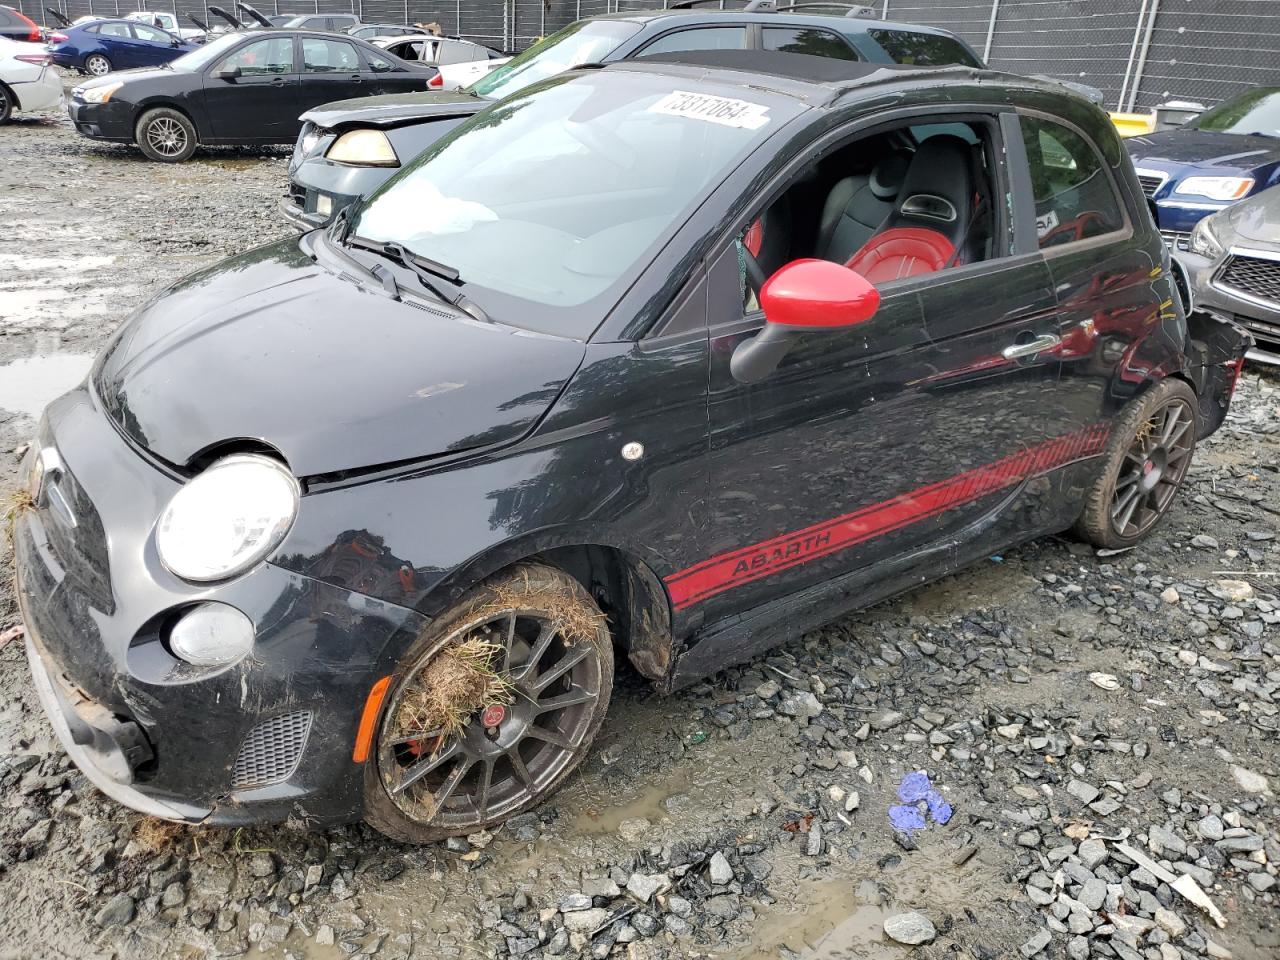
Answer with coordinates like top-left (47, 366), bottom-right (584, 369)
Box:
top-left (67, 30), bottom-right (437, 162)
top-left (0, 35), bottom-right (61, 122)
top-left (125, 10), bottom-right (205, 43)
top-left (282, 6), bottom-right (988, 229)
top-left (374, 34), bottom-right (506, 89)
top-left (0, 4), bottom-right (41, 41)
top-left (1126, 87), bottom-right (1280, 250)
top-left (48, 18), bottom-right (195, 76)
top-left (349, 24), bottom-right (419, 41)
top-left (15, 51), bottom-right (1247, 840)
top-left (1175, 185), bottom-right (1279, 365)
top-left (279, 13), bottom-right (360, 33)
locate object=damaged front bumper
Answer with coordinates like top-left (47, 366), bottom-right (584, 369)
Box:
top-left (15, 387), bottom-right (430, 827)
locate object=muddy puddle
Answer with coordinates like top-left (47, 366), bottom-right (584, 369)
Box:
top-left (0, 353), bottom-right (93, 419)
top-left (745, 880), bottom-right (902, 960)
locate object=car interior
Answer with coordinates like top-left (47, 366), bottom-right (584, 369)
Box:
top-left (740, 119), bottom-right (1000, 308)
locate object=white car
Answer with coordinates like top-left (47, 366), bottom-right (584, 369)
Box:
top-left (124, 11), bottom-right (204, 42)
top-left (374, 34), bottom-right (506, 90)
top-left (0, 36), bottom-right (62, 124)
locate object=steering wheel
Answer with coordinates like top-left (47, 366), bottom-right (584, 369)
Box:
top-left (1042, 210), bottom-right (1105, 246)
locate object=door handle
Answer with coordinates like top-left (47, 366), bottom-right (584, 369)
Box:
top-left (1002, 334), bottom-right (1061, 360)
top-left (271, 77), bottom-right (285, 85)
top-left (349, 74), bottom-right (362, 82)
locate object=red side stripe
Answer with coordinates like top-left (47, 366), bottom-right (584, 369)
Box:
top-left (665, 424), bottom-right (1108, 611)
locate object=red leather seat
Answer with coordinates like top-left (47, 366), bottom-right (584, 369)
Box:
top-left (845, 227), bottom-right (955, 283)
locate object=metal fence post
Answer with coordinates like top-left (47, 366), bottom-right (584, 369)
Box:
top-left (982, 0), bottom-right (1000, 63)
top-left (1117, 0), bottom-right (1150, 112)
top-left (881, 1), bottom-right (888, 18)
top-left (1126, 0), bottom-right (1161, 112)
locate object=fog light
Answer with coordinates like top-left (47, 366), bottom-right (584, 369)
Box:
top-left (315, 194), bottom-right (333, 217)
top-left (168, 603), bottom-right (254, 667)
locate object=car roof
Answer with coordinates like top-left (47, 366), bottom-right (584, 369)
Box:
top-left (606, 48), bottom-right (1060, 107)
top-left (593, 7), bottom-right (967, 41)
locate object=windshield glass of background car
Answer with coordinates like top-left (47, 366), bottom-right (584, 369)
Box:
top-left (1191, 88), bottom-right (1280, 137)
top-left (353, 72), bottom-right (796, 338)
top-left (468, 20), bottom-right (641, 100)
top-left (168, 31), bottom-right (241, 70)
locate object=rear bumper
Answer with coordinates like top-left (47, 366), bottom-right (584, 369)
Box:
top-left (11, 67), bottom-right (64, 113)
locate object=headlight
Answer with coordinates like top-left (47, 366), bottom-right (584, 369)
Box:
top-left (325, 128), bottom-right (399, 167)
top-left (1188, 217), bottom-right (1224, 259)
top-left (156, 454), bottom-right (299, 582)
top-left (80, 81), bottom-right (123, 104)
top-left (1174, 176), bottom-right (1254, 202)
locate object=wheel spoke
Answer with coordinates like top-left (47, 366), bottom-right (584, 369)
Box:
top-left (391, 739), bottom-right (460, 795)
top-left (525, 724), bottom-right (576, 750)
top-left (507, 747), bottom-right (535, 788)
top-left (1166, 443), bottom-right (1192, 465)
top-left (388, 728), bottom-right (444, 747)
top-left (531, 645), bottom-right (591, 693)
top-left (1111, 485), bottom-right (1140, 520)
top-left (431, 757), bottom-right (474, 810)
top-left (535, 684), bottom-right (597, 714)
top-left (516, 622), bottom-right (558, 680)
top-left (501, 612), bottom-right (517, 668)
top-left (1115, 470), bottom-right (1141, 490)
top-left (1116, 486), bottom-right (1142, 532)
top-left (1166, 417), bottom-right (1192, 448)
top-left (473, 759), bottom-right (494, 820)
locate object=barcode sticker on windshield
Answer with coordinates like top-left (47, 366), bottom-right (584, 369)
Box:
top-left (648, 91), bottom-right (770, 129)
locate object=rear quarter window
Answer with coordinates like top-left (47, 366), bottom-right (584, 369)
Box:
top-left (868, 28), bottom-right (981, 67)
top-left (1020, 115), bottom-right (1125, 248)
top-left (762, 26), bottom-right (857, 60)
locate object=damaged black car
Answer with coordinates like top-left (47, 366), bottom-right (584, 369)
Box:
top-left (15, 50), bottom-right (1248, 841)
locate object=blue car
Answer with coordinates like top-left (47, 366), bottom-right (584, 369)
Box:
top-left (1125, 87), bottom-right (1280, 250)
top-left (48, 18), bottom-right (195, 77)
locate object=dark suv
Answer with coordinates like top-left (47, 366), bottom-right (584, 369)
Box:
top-left (281, 3), bottom-right (986, 229)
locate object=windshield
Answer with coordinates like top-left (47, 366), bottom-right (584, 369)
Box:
top-left (1190, 88), bottom-right (1280, 137)
top-left (469, 19), bottom-right (641, 101)
top-left (352, 71), bottom-right (797, 338)
top-left (168, 31), bottom-right (240, 70)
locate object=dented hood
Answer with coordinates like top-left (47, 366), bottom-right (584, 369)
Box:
top-left (93, 239), bottom-right (584, 478)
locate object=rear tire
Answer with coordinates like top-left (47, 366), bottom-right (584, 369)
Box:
top-left (363, 562), bottom-right (614, 844)
top-left (135, 107), bottom-right (197, 163)
top-left (1073, 378), bottom-right (1199, 549)
top-left (0, 84), bottom-right (13, 125)
top-left (84, 53), bottom-right (112, 76)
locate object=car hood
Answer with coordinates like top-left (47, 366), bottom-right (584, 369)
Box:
top-left (301, 90), bottom-right (486, 130)
top-left (1125, 129), bottom-right (1280, 171)
top-left (1213, 186), bottom-right (1280, 246)
top-left (93, 238), bottom-right (585, 478)
top-left (74, 65), bottom-right (173, 90)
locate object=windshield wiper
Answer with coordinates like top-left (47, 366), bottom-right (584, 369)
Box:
top-left (347, 236), bottom-right (491, 323)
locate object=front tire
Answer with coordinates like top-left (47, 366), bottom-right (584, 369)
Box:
top-left (1074, 378), bottom-right (1199, 549)
top-left (135, 107), bottom-right (197, 163)
top-left (363, 563), bottom-right (614, 843)
top-left (84, 53), bottom-right (112, 76)
top-left (0, 84), bottom-right (13, 125)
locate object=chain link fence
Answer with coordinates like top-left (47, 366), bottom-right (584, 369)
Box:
top-left (18, 0), bottom-right (1280, 110)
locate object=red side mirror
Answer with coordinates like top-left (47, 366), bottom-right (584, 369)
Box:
top-left (760, 258), bottom-right (880, 329)
top-left (731, 260), bottom-right (879, 383)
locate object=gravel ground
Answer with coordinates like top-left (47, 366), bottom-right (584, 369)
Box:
top-left (1, 98), bottom-right (1278, 960)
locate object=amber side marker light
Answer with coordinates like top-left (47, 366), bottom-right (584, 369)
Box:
top-left (353, 675), bottom-right (392, 763)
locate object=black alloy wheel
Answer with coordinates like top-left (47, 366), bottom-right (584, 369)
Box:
top-left (364, 563), bottom-right (613, 842)
top-left (1075, 378), bottom-right (1199, 549)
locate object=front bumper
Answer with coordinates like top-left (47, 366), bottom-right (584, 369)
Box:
top-left (284, 150), bottom-right (395, 231)
top-left (66, 98), bottom-right (133, 142)
top-left (15, 387), bottom-right (430, 827)
top-left (1177, 247), bottom-right (1280, 365)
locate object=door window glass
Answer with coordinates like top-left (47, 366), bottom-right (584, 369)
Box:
top-left (97, 22), bottom-right (132, 38)
top-left (218, 37), bottom-right (294, 76)
top-left (867, 29), bottom-right (981, 67)
top-left (303, 38), bottom-right (361, 72)
top-left (641, 26), bottom-right (748, 56)
top-left (1020, 116), bottom-right (1124, 248)
top-left (762, 27), bottom-right (856, 60)
top-left (364, 49), bottom-right (397, 73)
top-left (132, 23), bottom-right (169, 42)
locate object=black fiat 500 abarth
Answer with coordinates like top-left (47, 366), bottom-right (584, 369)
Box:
top-left (15, 50), bottom-right (1248, 841)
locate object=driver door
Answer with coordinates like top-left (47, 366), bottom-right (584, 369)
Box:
top-left (202, 35), bottom-right (300, 141)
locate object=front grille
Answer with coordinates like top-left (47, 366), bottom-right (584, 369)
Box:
top-left (231, 711), bottom-right (312, 789)
top-left (1160, 229), bottom-right (1190, 252)
top-left (1137, 173), bottom-right (1167, 198)
top-left (1218, 254), bottom-right (1280, 307)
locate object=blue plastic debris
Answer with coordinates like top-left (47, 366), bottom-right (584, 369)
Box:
top-left (889, 771), bottom-right (953, 834)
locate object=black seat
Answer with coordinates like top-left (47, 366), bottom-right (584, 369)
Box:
top-left (815, 151), bottom-right (910, 265)
top-left (845, 135), bottom-right (976, 284)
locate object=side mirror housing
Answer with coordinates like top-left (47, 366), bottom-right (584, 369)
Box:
top-left (730, 259), bottom-right (879, 383)
top-left (214, 65), bottom-right (241, 80)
